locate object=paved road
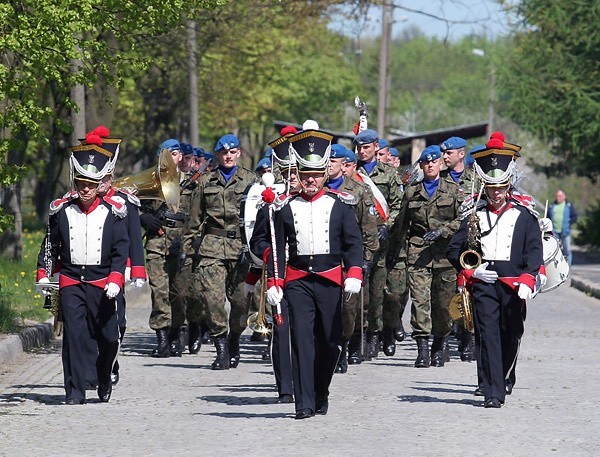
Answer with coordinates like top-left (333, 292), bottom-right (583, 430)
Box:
top-left (1, 279), bottom-right (599, 456)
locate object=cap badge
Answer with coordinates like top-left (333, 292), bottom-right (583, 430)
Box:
top-left (308, 142), bottom-right (315, 153)
top-left (88, 154), bottom-right (95, 164)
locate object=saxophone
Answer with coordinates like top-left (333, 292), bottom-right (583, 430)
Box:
top-left (450, 194), bottom-right (482, 332)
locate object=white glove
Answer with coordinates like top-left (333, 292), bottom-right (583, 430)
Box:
top-left (266, 286), bottom-right (283, 307)
top-left (538, 273), bottom-right (547, 288)
top-left (457, 286), bottom-right (464, 293)
top-left (472, 262), bottom-right (498, 284)
top-left (38, 277), bottom-right (52, 296)
top-left (344, 277), bottom-right (362, 295)
top-left (131, 278), bottom-right (145, 288)
top-left (124, 266), bottom-right (131, 282)
top-left (538, 217), bottom-right (553, 233)
top-left (516, 282), bottom-right (533, 300)
top-left (105, 282), bottom-right (121, 299)
top-left (244, 282), bottom-right (256, 298)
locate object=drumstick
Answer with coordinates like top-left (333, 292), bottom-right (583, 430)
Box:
top-left (544, 199), bottom-right (548, 218)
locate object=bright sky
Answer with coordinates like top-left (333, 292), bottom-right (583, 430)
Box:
top-left (329, 1), bottom-right (516, 41)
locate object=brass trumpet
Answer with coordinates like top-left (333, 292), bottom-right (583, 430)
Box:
top-left (459, 249), bottom-right (482, 270)
top-left (247, 263), bottom-right (273, 336)
top-left (449, 288), bottom-right (474, 332)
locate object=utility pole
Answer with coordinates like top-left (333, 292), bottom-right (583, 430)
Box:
top-left (187, 20), bottom-right (199, 146)
top-left (377, 1), bottom-right (393, 137)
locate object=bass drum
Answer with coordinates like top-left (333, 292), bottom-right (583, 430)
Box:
top-left (239, 182), bottom-right (286, 266)
top-left (540, 235), bottom-right (569, 293)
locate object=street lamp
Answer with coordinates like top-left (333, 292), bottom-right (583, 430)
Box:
top-left (472, 48), bottom-right (495, 137)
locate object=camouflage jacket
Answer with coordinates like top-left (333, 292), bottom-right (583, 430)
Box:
top-left (358, 161), bottom-right (403, 229)
top-left (184, 165), bottom-right (255, 261)
top-left (336, 176), bottom-right (380, 262)
top-left (393, 176), bottom-right (462, 269)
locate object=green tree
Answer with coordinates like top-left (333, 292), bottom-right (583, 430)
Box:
top-left (501, 0), bottom-right (600, 177)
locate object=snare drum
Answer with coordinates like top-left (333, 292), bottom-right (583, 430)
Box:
top-left (240, 182), bottom-right (285, 266)
top-left (540, 235), bottom-right (569, 293)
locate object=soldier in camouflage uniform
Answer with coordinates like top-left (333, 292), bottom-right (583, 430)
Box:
top-left (440, 136), bottom-right (476, 362)
top-left (169, 143), bottom-right (206, 356)
top-left (183, 134), bottom-right (255, 370)
top-left (140, 139), bottom-right (189, 358)
top-left (392, 145), bottom-right (462, 368)
top-left (353, 129), bottom-right (403, 360)
top-left (326, 144), bottom-right (379, 373)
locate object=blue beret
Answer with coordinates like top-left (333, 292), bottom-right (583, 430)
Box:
top-left (180, 142), bottom-right (194, 156)
top-left (203, 152), bottom-right (215, 162)
top-left (214, 134), bottom-right (240, 152)
top-left (389, 147), bottom-right (399, 157)
top-left (157, 138), bottom-right (180, 156)
top-left (418, 145), bottom-right (442, 163)
top-left (264, 147), bottom-right (273, 158)
top-left (441, 136), bottom-right (467, 151)
top-left (464, 153), bottom-right (475, 168)
top-left (330, 144), bottom-right (348, 159)
top-left (353, 129), bottom-right (379, 145)
top-left (344, 149), bottom-right (357, 163)
top-left (377, 138), bottom-right (389, 150)
top-left (255, 157), bottom-right (272, 172)
top-left (467, 144), bottom-right (486, 155)
top-left (193, 147), bottom-right (206, 158)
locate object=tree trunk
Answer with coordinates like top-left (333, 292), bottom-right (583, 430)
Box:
top-left (0, 184), bottom-right (22, 259)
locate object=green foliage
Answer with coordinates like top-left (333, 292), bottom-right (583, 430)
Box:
top-left (502, 0), bottom-right (600, 177)
top-left (575, 200), bottom-right (600, 248)
top-left (0, 229), bottom-right (49, 331)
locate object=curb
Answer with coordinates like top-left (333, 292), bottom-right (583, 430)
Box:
top-left (571, 276), bottom-right (600, 300)
top-left (0, 320), bottom-right (55, 367)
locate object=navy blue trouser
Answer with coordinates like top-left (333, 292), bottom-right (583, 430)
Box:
top-left (285, 275), bottom-right (343, 413)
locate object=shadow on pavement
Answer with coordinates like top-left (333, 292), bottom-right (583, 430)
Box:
top-left (199, 394), bottom-right (280, 406)
top-left (398, 394), bottom-right (480, 406)
top-left (199, 411), bottom-right (290, 419)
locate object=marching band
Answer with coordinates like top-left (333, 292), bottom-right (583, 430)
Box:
top-left (36, 116), bottom-right (564, 415)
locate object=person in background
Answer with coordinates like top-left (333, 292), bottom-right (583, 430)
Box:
top-left (548, 189), bottom-right (578, 266)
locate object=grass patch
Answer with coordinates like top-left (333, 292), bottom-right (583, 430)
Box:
top-left (0, 228), bottom-right (51, 333)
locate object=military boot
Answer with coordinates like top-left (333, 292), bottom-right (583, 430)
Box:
top-left (431, 336), bottom-right (449, 367)
top-left (335, 340), bottom-right (349, 373)
top-left (228, 331), bottom-right (241, 368)
top-left (382, 327), bottom-right (396, 357)
top-left (460, 331), bottom-right (475, 362)
top-left (188, 322), bottom-right (202, 354)
top-left (168, 327), bottom-right (182, 357)
top-left (362, 332), bottom-right (371, 361)
top-left (367, 331), bottom-right (380, 360)
top-left (348, 334), bottom-right (362, 365)
top-left (151, 328), bottom-right (170, 358)
top-left (414, 336), bottom-right (430, 368)
top-left (394, 321), bottom-right (406, 342)
top-left (211, 336), bottom-right (230, 370)
top-left (201, 321), bottom-right (212, 344)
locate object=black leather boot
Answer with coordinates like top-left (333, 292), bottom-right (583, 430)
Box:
top-left (431, 336), bottom-right (449, 367)
top-left (211, 335), bottom-right (230, 370)
top-left (228, 331), bottom-right (241, 368)
top-left (367, 332), bottom-right (380, 360)
top-left (188, 322), bottom-right (201, 354)
top-left (460, 331), bottom-right (475, 362)
top-left (201, 321), bottom-right (212, 344)
top-left (335, 340), bottom-right (349, 373)
top-left (382, 327), bottom-right (396, 356)
top-left (151, 328), bottom-right (170, 358)
top-left (414, 336), bottom-right (430, 368)
top-left (394, 321), bottom-right (406, 342)
top-left (169, 327), bottom-right (182, 357)
top-left (348, 334), bottom-right (362, 365)
top-left (362, 332), bottom-right (371, 361)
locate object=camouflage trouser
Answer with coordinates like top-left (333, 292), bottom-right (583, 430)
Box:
top-left (192, 257), bottom-right (248, 337)
top-left (342, 279), bottom-right (370, 341)
top-left (367, 249), bottom-right (386, 333)
top-left (147, 253), bottom-right (179, 331)
top-left (383, 259), bottom-right (409, 330)
top-left (172, 256), bottom-right (204, 328)
top-left (408, 265), bottom-right (455, 338)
